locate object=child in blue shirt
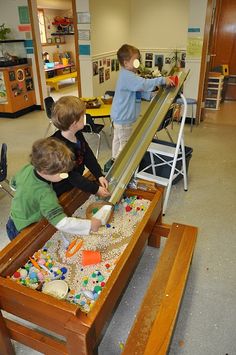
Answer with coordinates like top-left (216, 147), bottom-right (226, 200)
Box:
top-left (111, 43), bottom-right (174, 160)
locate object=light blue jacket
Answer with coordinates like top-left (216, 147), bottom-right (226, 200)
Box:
top-left (111, 67), bottom-right (166, 125)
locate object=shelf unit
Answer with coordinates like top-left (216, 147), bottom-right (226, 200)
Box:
top-left (0, 64), bottom-right (36, 118)
top-left (0, 39), bottom-right (25, 43)
top-left (205, 73), bottom-right (224, 110)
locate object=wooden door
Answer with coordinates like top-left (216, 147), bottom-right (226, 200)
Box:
top-left (211, 0), bottom-right (236, 74)
top-left (211, 0), bottom-right (236, 100)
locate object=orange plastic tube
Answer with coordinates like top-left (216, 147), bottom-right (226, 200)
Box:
top-left (65, 239), bottom-right (83, 258)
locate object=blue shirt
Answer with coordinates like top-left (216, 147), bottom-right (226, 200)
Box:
top-left (111, 67), bottom-right (166, 125)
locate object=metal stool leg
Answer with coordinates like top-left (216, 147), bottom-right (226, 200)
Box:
top-left (96, 133), bottom-right (101, 159)
top-left (191, 104), bottom-right (194, 132)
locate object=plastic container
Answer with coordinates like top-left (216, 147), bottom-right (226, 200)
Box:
top-left (139, 139), bottom-right (193, 184)
top-left (46, 62), bottom-right (55, 69)
top-left (62, 58), bottom-right (68, 66)
top-left (82, 250), bottom-right (102, 266)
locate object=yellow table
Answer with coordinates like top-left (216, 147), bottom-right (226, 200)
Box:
top-left (85, 102), bottom-right (111, 119)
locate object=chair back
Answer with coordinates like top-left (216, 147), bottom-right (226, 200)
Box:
top-left (44, 96), bottom-right (55, 119)
top-left (104, 90), bottom-right (115, 97)
top-left (157, 106), bottom-right (174, 132)
top-left (0, 143), bottom-right (7, 182)
top-left (82, 114), bottom-right (101, 133)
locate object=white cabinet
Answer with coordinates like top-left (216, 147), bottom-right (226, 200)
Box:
top-left (205, 73), bottom-right (224, 110)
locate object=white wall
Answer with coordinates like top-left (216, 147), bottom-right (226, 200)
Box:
top-left (130, 0), bottom-right (189, 49)
top-left (184, 0), bottom-right (207, 116)
top-left (90, 0), bottom-right (131, 55)
top-left (89, 0), bottom-right (130, 96)
top-left (0, 0), bottom-right (28, 40)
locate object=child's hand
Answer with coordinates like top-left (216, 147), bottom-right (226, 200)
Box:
top-left (91, 217), bottom-right (102, 232)
top-left (99, 176), bottom-right (109, 189)
top-left (96, 186), bottom-right (111, 198)
top-left (165, 77), bottom-right (176, 86)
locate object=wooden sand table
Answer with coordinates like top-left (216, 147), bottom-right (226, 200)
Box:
top-left (10, 195), bottom-right (150, 313)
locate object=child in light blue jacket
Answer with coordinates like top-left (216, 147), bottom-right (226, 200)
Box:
top-left (111, 43), bottom-right (174, 160)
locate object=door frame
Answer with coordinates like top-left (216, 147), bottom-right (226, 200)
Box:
top-left (196, 0), bottom-right (217, 122)
top-left (27, 0), bottom-right (81, 109)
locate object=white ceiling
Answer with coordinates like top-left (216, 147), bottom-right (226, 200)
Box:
top-left (37, 0), bottom-right (72, 10)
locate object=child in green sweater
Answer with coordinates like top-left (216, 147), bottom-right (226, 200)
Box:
top-left (6, 137), bottom-right (101, 241)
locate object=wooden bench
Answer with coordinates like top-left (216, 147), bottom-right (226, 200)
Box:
top-left (122, 222), bottom-right (197, 355)
top-left (46, 71), bottom-right (77, 91)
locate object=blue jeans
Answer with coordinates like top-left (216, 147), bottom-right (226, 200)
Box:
top-left (6, 217), bottom-right (19, 241)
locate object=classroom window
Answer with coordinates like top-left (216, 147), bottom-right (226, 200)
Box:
top-left (38, 9), bottom-right (47, 44)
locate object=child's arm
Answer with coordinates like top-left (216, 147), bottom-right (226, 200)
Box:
top-left (41, 190), bottom-right (102, 234)
top-left (98, 176), bottom-right (109, 189)
top-left (123, 70), bottom-right (170, 92)
top-left (55, 216), bottom-right (101, 234)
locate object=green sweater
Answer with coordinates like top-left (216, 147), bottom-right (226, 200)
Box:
top-left (10, 164), bottom-right (67, 231)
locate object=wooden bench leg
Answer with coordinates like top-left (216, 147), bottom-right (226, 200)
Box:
top-left (148, 214), bottom-right (171, 248)
top-left (0, 311), bottom-right (15, 355)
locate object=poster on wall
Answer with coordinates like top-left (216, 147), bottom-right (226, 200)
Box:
top-left (93, 61), bottom-right (98, 76)
top-left (145, 61), bottom-right (152, 68)
top-left (145, 53), bottom-right (153, 60)
top-left (187, 37), bottom-right (203, 59)
top-left (154, 55), bottom-right (164, 71)
top-left (99, 67), bottom-right (104, 84)
top-left (105, 68), bottom-right (110, 81)
top-left (165, 57), bottom-right (171, 64)
top-left (18, 6), bottom-right (30, 24)
top-left (77, 12), bottom-right (90, 24)
top-left (78, 30), bottom-right (90, 41)
top-left (111, 59), bottom-right (115, 71)
top-left (115, 60), bottom-right (119, 71)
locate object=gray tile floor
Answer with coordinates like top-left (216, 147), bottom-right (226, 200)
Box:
top-left (0, 92), bottom-right (236, 354)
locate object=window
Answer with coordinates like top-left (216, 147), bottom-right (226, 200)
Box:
top-left (38, 9), bottom-right (46, 44)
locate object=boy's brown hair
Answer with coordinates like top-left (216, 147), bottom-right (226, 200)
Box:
top-left (30, 138), bottom-right (75, 174)
top-left (117, 44), bottom-right (140, 66)
top-left (51, 96), bottom-right (86, 131)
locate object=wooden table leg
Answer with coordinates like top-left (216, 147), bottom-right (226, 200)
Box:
top-left (64, 318), bottom-right (96, 355)
top-left (0, 310), bottom-right (15, 355)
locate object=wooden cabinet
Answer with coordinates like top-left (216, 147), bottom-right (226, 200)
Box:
top-left (205, 73), bottom-right (224, 110)
top-left (0, 64), bottom-right (36, 118)
top-left (224, 75), bottom-right (236, 101)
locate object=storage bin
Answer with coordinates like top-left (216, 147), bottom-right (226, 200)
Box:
top-left (139, 139), bottom-right (193, 184)
top-left (46, 62), bottom-right (55, 69)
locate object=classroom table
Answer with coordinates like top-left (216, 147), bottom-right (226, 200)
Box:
top-left (44, 63), bottom-right (75, 76)
top-left (85, 100), bottom-right (112, 119)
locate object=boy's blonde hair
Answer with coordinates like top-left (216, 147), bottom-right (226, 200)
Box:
top-left (30, 138), bottom-right (75, 174)
top-left (117, 44), bottom-right (140, 66)
top-left (51, 96), bottom-right (86, 131)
